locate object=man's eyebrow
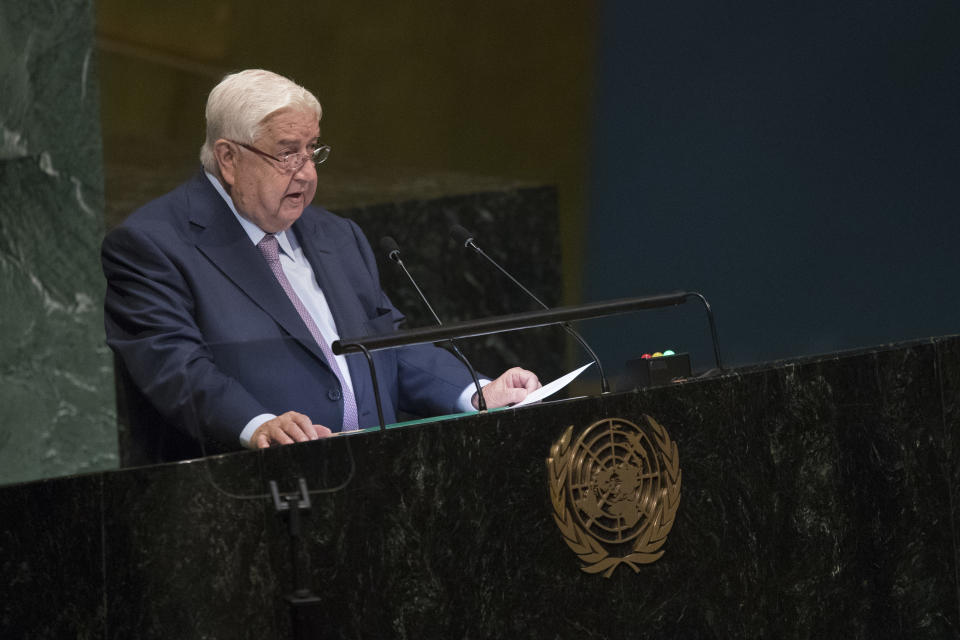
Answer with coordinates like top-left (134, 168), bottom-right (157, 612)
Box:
top-left (275, 136), bottom-right (321, 147)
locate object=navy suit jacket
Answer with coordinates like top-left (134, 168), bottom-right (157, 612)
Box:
top-left (102, 171), bottom-right (474, 460)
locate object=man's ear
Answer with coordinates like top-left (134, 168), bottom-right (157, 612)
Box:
top-left (214, 140), bottom-right (237, 186)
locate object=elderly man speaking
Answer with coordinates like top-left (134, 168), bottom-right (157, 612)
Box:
top-left (102, 69), bottom-right (540, 461)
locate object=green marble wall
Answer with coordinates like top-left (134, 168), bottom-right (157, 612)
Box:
top-left (0, 0), bottom-right (115, 484)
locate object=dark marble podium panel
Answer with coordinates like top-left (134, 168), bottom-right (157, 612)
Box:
top-left (1, 335), bottom-right (958, 638)
top-left (338, 184), bottom-right (566, 381)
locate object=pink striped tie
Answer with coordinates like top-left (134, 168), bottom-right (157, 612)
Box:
top-left (257, 234), bottom-right (359, 431)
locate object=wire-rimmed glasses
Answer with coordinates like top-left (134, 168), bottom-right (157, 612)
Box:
top-left (231, 140), bottom-right (331, 172)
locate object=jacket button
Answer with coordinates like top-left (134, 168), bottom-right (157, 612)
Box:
top-left (327, 388), bottom-right (342, 401)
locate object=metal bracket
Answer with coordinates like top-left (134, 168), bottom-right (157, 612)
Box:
top-left (269, 477), bottom-right (322, 637)
top-left (269, 477), bottom-right (311, 512)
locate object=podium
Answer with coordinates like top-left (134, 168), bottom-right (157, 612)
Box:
top-left (1, 334), bottom-right (959, 638)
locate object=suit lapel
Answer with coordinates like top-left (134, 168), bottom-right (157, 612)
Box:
top-left (186, 173), bottom-right (332, 369)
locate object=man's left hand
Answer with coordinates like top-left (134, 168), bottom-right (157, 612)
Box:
top-left (473, 367), bottom-right (541, 409)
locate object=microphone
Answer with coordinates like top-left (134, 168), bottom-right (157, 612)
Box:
top-left (449, 224), bottom-right (610, 394)
top-left (379, 236), bottom-right (487, 411)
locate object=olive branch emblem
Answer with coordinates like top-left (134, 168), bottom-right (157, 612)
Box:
top-left (547, 415), bottom-right (681, 577)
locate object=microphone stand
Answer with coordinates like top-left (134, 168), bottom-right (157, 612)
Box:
top-left (451, 225), bottom-right (611, 394)
top-left (381, 237), bottom-right (487, 411)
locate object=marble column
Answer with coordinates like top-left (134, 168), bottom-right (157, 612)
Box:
top-left (0, 0), bottom-right (115, 484)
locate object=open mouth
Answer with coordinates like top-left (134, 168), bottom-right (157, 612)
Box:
top-left (283, 191), bottom-right (304, 203)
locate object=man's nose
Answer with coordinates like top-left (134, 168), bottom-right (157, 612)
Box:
top-left (292, 159), bottom-right (316, 180)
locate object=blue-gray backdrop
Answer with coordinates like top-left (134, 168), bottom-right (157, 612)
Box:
top-left (584, 0), bottom-right (960, 379)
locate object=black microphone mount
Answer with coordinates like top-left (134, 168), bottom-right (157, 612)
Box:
top-left (450, 224), bottom-right (611, 394)
top-left (380, 236), bottom-right (487, 411)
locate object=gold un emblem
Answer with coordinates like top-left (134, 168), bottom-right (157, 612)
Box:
top-left (547, 415), bottom-right (681, 577)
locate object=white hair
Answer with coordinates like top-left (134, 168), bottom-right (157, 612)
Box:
top-left (199, 69), bottom-right (322, 174)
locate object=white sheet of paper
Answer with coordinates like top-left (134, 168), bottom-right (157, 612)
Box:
top-left (512, 362), bottom-right (594, 407)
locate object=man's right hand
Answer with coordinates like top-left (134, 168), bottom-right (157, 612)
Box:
top-left (252, 411), bottom-right (332, 448)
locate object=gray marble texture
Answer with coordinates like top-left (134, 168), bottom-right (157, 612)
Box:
top-left (0, 0), bottom-right (115, 485)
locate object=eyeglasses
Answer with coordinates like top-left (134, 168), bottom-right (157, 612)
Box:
top-left (231, 140), bottom-right (331, 172)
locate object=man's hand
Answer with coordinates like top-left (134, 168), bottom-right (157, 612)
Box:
top-left (473, 367), bottom-right (541, 409)
top-left (252, 411), bottom-right (332, 449)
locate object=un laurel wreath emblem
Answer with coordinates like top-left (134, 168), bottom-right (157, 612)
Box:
top-left (547, 415), bottom-right (681, 577)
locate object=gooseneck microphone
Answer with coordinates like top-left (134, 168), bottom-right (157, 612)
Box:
top-left (449, 224), bottom-right (610, 394)
top-left (379, 236), bottom-right (487, 411)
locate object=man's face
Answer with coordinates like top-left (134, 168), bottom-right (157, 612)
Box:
top-left (223, 108), bottom-right (320, 233)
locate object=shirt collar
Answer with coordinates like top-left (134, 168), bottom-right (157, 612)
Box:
top-left (204, 170), bottom-right (298, 258)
